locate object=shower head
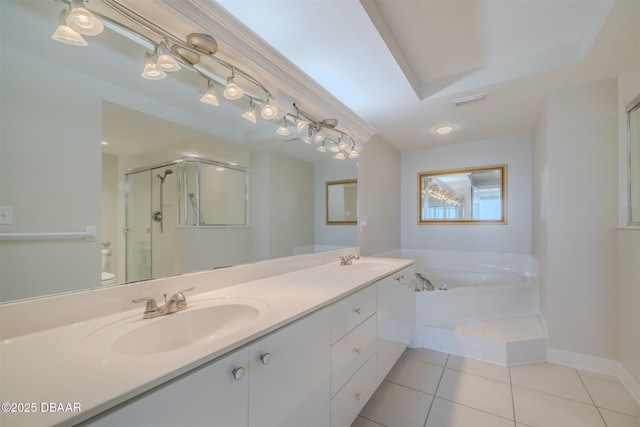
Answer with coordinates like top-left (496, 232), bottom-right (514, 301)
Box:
top-left (157, 169), bottom-right (173, 182)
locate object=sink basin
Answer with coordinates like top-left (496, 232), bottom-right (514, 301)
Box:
top-left (82, 297), bottom-right (267, 356)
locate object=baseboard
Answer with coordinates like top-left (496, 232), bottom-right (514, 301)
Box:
top-left (547, 347), bottom-right (640, 405)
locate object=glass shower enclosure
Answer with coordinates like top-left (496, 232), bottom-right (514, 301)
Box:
top-left (124, 158), bottom-right (247, 283)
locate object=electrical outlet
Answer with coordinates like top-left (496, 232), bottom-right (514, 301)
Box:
top-left (0, 207), bottom-right (13, 225)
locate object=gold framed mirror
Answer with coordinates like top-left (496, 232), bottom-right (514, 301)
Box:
top-left (418, 165), bottom-right (507, 224)
top-left (326, 179), bottom-right (358, 224)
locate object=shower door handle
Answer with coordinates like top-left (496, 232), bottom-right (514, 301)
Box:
top-left (152, 211), bottom-right (163, 222)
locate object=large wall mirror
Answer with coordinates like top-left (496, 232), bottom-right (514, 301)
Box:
top-left (418, 165), bottom-right (507, 224)
top-left (0, 1), bottom-right (358, 302)
top-left (326, 180), bottom-right (357, 224)
top-left (627, 93), bottom-right (640, 225)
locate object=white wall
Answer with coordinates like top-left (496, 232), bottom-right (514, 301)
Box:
top-left (250, 150), bottom-right (315, 261)
top-left (101, 154), bottom-right (119, 277)
top-left (401, 135), bottom-right (532, 254)
top-left (358, 134), bottom-right (402, 256)
top-left (616, 72), bottom-right (640, 391)
top-left (0, 46), bottom-right (102, 301)
top-left (314, 160), bottom-right (358, 250)
top-left (534, 77), bottom-right (619, 361)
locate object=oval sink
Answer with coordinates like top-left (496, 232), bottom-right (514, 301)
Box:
top-left (113, 303), bottom-right (261, 356)
top-left (81, 297), bottom-right (268, 357)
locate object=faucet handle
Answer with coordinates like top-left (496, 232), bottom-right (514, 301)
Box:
top-left (132, 297), bottom-right (158, 315)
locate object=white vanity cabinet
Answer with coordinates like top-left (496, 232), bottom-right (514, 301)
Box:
top-left (376, 265), bottom-right (416, 385)
top-left (82, 347), bottom-right (250, 426)
top-left (83, 308), bottom-right (330, 427)
top-left (248, 306), bottom-right (330, 427)
top-left (329, 285), bottom-right (378, 427)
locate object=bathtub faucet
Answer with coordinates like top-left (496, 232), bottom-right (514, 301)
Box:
top-left (415, 273), bottom-right (435, 291)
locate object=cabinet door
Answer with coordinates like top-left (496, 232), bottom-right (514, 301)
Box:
top-left (377, 265), bottom-right (416, 385)
top-left (249, 307), bottom-right (330, 427)
top-left (83, 347), bottom-right (249, 426)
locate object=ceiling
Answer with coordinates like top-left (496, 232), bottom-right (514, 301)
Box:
top-left (216, 0), bottom-right (639, 151)
top-left (11, 0), bottom-right (638, 157)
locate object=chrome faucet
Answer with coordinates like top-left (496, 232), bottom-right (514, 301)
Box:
top-left (340, 254), bottom-right (360, 266)
top-left (415, 273), bottom-right (435, 291)
top-left (132, 287), bottom-right (195, 319)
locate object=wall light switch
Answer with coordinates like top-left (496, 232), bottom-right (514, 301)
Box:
top-left (0, 207), bottom-right (13, 225)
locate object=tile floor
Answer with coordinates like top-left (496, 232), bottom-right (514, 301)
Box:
top-left (353, 348), bottom-right (639, 427)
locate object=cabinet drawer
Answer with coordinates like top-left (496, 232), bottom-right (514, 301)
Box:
top-left (331, 285), bottom-right (376, 344)
top-left (330, 354), bottom-right (377, 427)
top-left (331, 314), bottom-right (376, 397)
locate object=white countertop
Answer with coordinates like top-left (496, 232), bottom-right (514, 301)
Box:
top-left (0, 257), bottom-right (413, 427)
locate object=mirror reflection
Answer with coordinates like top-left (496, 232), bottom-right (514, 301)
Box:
top-left (418, 165), bottom-right (506, 224)
top-left (0, 0), bottom-right (357, 303)
top-left (326, 180), bottom-right (358, 224)
top-left (627, 94), bottom-right (640, 225)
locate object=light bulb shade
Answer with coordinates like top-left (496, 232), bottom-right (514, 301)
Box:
top-left (296, 119), bottom-right (308, 133)
top-left (335, 151), bottom-right (346, 160)
top-left (241, 103), bottom-right (257, 123)
top-left (223, 76), bottom-right (243, 100)
top-left (301, 128), bottom-right (313, 144)
top-left (141, 52), bottom-right (166, 80)
top-left (277, 119), bottom-right (290, 136)
top-left (67, 0), bottom-right (103, 36)
top-left (261, 100), bottom-right (276, 120)
top-left (314, 131), bottom-right (325, 143)
top-left (52, 10), bottom-right (87, 46)
top-left (156, 41), bottom-right (181, 72)
top-left (338, 138), bottom-right (349, 152)
top-left (316, 144), bottom-right (327, 153)
top-left (200, 82), bottom-right (219, 106)
top-left (348, 149), bottom-right (359, 159)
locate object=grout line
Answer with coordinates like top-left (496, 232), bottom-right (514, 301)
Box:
top-left (577, 369), bottom-right (609, 427)
top-left (422, 353), bottom-right (449, 427)
top-left (509, 365), bottom-right (517, 427)
top-left (432, 396), bottom-right (517, 425)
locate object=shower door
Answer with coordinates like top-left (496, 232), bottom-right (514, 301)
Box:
top-left (150, 165), bottom-right (178, 280)
top-left (125, 170), bottom-right (152, 283)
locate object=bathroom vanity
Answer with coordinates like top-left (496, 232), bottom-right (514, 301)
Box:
top-left (0, 254), bottom-right (415, 427)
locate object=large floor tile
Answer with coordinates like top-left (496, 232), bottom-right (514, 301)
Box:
top-left (598, 408), bottom-right (640, 427)
top-left (580, 374), bottom-right (639, 416)
top-left (510, 362), bottom-right (592, 404)
top-left (436, 368), bottom-right (514, 420)
top-left (403, 347), bottom-right (449, 367)
top-left (513, 385), bottom-right (606, 427)
top-left (385, 356), bottom-right (444, 394)
top-left (351, 416), bottom-right (385, 427)
top-left (425, 397), bottom-right (514, 427)
top-left (446, 354), bottom-right (510, 383)
top-left (359, 381), bottom-right (432, 427)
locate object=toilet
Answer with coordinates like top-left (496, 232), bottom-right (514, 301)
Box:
top-left (101, 248), bottom-right (116, 286)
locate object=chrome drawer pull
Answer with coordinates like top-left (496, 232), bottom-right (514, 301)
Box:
top-left (232, 367), bottom-right (245, 380)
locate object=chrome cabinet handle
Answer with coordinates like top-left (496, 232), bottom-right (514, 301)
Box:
top-left (260, 352), bottom-right (271, 365)
top-left (232, 366), bottom-right (245, 380)
top-left (353, 307), bottom-right (361, 315)
top-left (354, 392), bottom-right (362, 401)
top-left (353, 347), bottom-right (362, 355)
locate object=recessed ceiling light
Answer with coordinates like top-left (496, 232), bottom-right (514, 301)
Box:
top-left (451, 93), bottom-right (485, 106)
top-left (101, 141), bottom-right (109, 146)
top-left (434, 125), bottom-right (455, 135)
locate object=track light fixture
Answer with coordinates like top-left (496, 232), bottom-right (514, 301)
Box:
top-left (156, 39), bottom-right (181, 72)
top-left (200, 81), bottom-right (219, 106)
top-left (67, 0), bottom-right (103, 36)
top-left (223, 68), bottom-right (243, 100)
top-left (141, 51), bottom-right (166, 80)
top-left (51, 9), bottom-right (87, 46)
top-left (276, 118), bottom-right (291, 136)
top-left (241, 100), bottom-right (257, 123)
top-left (50, 0), bottom-right (360, 160)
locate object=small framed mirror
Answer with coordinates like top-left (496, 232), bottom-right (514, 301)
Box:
top-left (326, 179), bottom-right (358, 224)
top-left (418, 165), bottom-right (507, 224)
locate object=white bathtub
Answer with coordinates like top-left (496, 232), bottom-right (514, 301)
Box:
top-left (412, 267), bottom-right (539, 347)
top-left (422, 268), bottom-right (528, 289)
